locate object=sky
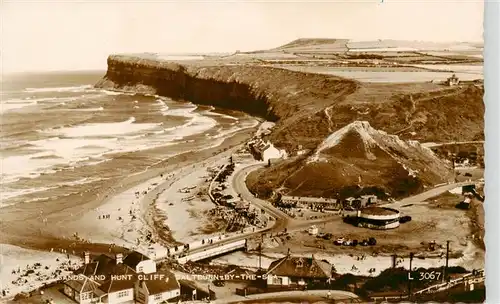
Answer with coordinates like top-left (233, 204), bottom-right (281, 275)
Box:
top-left (1, 0), bottom-right (484, 72)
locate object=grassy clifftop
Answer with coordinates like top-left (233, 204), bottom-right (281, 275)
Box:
top-left (97, 54), bottom-right (484, 199)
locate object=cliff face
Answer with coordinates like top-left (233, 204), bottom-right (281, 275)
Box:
top-left (96, 55), bottom-right (359, 151)
top-left (97, 54), bottom-right (484, 199)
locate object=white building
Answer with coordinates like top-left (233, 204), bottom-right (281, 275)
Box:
top-left (134, 272), bottom-right (181, 304)
top-left (123, 251), bottom-right (156, 274)
top-left (446, 74), bottom-right (460, 86)
top-left (248, 139), bottom-right (287, 162)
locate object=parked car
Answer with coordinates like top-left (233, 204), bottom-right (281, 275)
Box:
top-left (368, 237), bottom-right (377, 246)
top-left (323, 233), bottom-right (333, 240)
top-left (343, 240), bottom-right (353, 246)
top-left (213, 280), bottom-right (225, 287)
top-left (334, 237), bottom-right (345, 245)
top-left (352, 239), bottom-right (358, 246)
top-left (400, 215), bottom-right (412, 223)
top-left (360, 240), bottom-right (369, 246)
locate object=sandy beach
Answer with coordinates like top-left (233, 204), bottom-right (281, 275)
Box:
top-left (0, 125), bottom-right (256, 258)
top-left (64, 139), bottom-right (247, 256)
top-left (0, 121), bottom-right (263, 301)
top-left (0, 244), bottom-right (82, 298)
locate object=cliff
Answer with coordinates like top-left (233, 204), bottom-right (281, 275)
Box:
top-left (96, 54), bottom-right (360, 151)
top-left (96, 54), bottom-right (484, 198)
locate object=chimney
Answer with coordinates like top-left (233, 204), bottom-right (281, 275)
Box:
top-left (116, 253), bottom-right (123, 264)
top-left (287, 248), bottom-right (290, 256)
top-left (83, 252), bottom-right (90, 265)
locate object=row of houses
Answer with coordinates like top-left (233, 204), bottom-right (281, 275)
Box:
top-left (64, 251), bottom-right (180, 304)
top-left (63, 251), bottom-right (339, 302)
top-left (279, 195), bottom-right (378, 211)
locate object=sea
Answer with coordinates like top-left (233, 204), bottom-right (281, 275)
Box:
top-left (0, 70), bottom-right (258, 208)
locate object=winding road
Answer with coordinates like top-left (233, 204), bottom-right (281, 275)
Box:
top-left (177, 162), bottom-right (482, 259)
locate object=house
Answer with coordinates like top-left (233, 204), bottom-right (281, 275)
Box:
top-left (123, 251), bottom-right (156, 274)
top-left (135, 271), bottom-right (180, 304)
top-left (97, 273), bottom-right (136, 304)
top-left (64, 252), bottom-right (180, 304)
top-left (445, 74), bottom-right (460, 86)
top-left (266, 253), bottom-right (334, 287)
top-left (342, 195), bottom-right (377, 210)
top-left (63, 276), bottom-right (104, 304)
top-left (248, 139), bottom-right (286, 162)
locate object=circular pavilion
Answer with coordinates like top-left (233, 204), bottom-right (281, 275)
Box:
top-left (356, 207), bottom-right (400, 229)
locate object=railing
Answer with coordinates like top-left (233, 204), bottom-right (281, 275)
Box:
top-left (176, 239), bottom-right (247, 264)
top-left (414, 269), bottom-right (485, 295)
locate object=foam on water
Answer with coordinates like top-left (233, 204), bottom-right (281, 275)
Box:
top-left (43, 117), bottom-right (161, 137)
top-left (0, 94), bottom-right (106, 114)
top-left (1, 77), bottom-right (252, 207)
top-left (1, 177), bottom-right (106, 204)
top-left (72, 106), bottom-right (104, 112)
top-left (204, 110), bottom-right (239, 121)
top-left (1, 112), bottom-right (218, 188)
top-left (156, 99), bottom-right (170, 115)
top-left (0, 101), bottom-right (38, 113)
top-left (23, 84), bottom-right (94, 93)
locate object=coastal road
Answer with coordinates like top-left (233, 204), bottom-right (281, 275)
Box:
top-left (384, 180), bottom-right (484, 208)
top-left (177, 164), bottom-right (482, 259)
top-left (422, 141), bottom-right (484, 148)
top-left (169, 163), bottom-right (312, 260)
top-left (232, 163), bottom-right (295, 232)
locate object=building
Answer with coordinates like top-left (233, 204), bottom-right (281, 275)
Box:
top-left (134, 271), bottom-right (180, 304)
top-left (266, 254), bottom-right (334, 287)
top-left (356, 207), bottom-right (400, 230)
top-left (123, 251), bottom-right (156, 274)
top-left (445, 74), bottom-right (460, 86)
top-left (280, 195), bottom-right (339, 210)
top-left (63, 276), bottom-right (104, 304)
top-left (307, 225), bottom-right (319, 235)
top-left (342, 195), bottom-right (377, 210)
top-left (248, 139), bottom-right (286, 162)
top-left (64, 252), bottom-right (180, 304)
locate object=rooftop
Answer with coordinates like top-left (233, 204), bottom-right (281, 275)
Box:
top-left (266, 255), bottom-right (332, 279)
top-left (281, 195), bottom-right (337, 204)
top-left (360, 206), bottom-right (398, 216)
top-left (75, 254), bottom-right (136, 280)
top-left (141, 271), bottom-right (180, 295)
top-left (123, 251), bottom-right (150, 269)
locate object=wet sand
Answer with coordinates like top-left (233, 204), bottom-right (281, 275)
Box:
top-left (0, 127), bottom-right (256, 255)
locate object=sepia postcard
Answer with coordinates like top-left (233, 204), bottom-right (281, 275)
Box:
top-left (0, 1), bottom-right (491, 303)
